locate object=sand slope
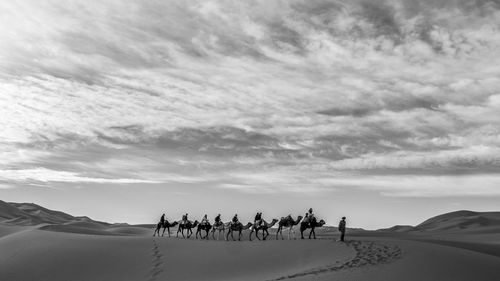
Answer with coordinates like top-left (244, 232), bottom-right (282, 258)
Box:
top-left (2, 205), bottom-right (500, 281)
top-left (288, 237), bottom-right (500, 281)
top-left (0, 226), bottom-right (354, 281)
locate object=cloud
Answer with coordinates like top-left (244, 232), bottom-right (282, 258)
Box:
top-left (0, 0), bottom-right (500, 199)
top-left (0, 168), bottom-right (160, 184)
top-left (311, 173), bottom-right (500, 197)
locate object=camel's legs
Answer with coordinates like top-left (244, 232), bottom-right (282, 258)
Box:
top-left (309, 228), bottom-right (316, 239)
top-left (290, 226), bottom-right (296, 240)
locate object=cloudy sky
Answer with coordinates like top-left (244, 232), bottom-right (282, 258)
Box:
top-left (1, 0), bottom-right (500, 229)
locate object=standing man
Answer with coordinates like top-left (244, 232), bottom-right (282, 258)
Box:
top-left (338, 217), bottom-right (346, 242)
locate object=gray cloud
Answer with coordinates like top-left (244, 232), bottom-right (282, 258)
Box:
top-left (1, 0), bottom-right (500, 198)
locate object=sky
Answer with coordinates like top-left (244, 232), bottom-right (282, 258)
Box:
top-left (1, 0), bottom-right (500, 229)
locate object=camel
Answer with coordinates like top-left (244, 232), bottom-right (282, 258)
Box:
top-left (176, 220), bottom-right (199, 238)
top-left (300, 217), bottom-right (325, 239)
top-left (249, 219), bottom-right (278, 241)
top-left (276, 215), bottom-right (303, 240)
top-left (195, 222), bottom-right (212, 239)
top-left (211, 221), bottom-right (226, 240)
top-left (226, 222), bottom-right (253, 241)
top-left (153, 220), bottom-right (179, 237)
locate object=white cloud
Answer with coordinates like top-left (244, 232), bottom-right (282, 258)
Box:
top-left (0, 168), bottom-right (160, 184)
top-left (0, 0), bottom-right (500, 198)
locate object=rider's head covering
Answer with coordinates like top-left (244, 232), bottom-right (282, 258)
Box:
top-left (342, 217), bottom-right (346, 219)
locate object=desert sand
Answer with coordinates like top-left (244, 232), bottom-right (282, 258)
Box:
top-left (1, 201), bottom-right (500, 281)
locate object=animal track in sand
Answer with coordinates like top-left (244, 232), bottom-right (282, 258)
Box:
top-left (271, 240), bottom-right (403, 280)
top-left (148, 238), bottom-right (164, 281)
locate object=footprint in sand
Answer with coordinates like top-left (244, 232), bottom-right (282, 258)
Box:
top-left (272, 240), bottom-right (403, 280)
top-left (148, 239), bottom-right (164, 281)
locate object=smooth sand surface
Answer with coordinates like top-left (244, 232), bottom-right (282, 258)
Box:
top-left (1, 225), bottom-right (500, 281)
top-left (290, 236), bottom-right (500, 281)
top-left (0, 225), bottom-right (354, 281)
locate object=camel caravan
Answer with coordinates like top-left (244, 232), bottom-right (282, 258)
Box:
top-left (153, 208), bottom-right (326, 241)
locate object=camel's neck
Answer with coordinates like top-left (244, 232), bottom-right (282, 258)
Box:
top-left (268, 220), bottom-right (278, 228)
top-left (294, 216), bottom-right (303, 225)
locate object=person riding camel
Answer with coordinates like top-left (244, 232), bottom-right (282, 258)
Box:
top-left (254, 212), bottom-right (262, 228)
top-left (182, 213), bottom-right (188, 225)
top-left (232, 214), bottom-right (239, 226)
top-left (215, 214), bottom-right (221, 225)
top-left (160, 214), bottom-right (165, 225)
top-left (308, 208), bottom-right (315, 224)
top-left (304, 208), bottom-right (314, 224)
top-left (201, 214), bottom-right (209, 225)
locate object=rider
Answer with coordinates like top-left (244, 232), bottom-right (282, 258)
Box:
top-left (201, 214), bottom-right (209, 225)
top-left (214, 213), bottom-right (221, 224)
top-left (182, 213), bottom-right (188, 225)
top-left (232, 214), bottom-right (239, 225)
top-left (308, 208), bottom-right (315, 224)
top-left (160, 213), bottom-right (165, 225)
top-left (304, 208), bottom-right (314, 224)
top-left (254, 212), bottom-right (262, 228)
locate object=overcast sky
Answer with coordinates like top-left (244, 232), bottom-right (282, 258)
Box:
top-left (1, 0), bottom-right (500, 229)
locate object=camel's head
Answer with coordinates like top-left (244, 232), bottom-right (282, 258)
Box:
top-left (171, 221), bottom-right (179, 226)
top-left (297, 215), bottom-right (303, 222)
top-left (193, 220), bottom-right (199, 226)
top-left (318, 219), bottom-right (326, 226)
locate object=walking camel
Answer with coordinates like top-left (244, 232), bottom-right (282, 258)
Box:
top-left (276, 215), bottom-right (303, 240)
top-left (249, 219), bottom-right (278, 241)
top-left (153, 220), bottom-right (179, 237)
top-left (211, 221), bottom-right (226, 240)
top-left (226, 222), bottom-right (253, 241)
top-left (176, 220), bottom-right (199, 238)
top-left (195, 222), bottom-right (212, 239)
top-left (300, 217), bottom-right (325, 239)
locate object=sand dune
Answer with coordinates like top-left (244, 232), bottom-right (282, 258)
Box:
top-left (0, 226), bottom-right (354, 281)
top-left (1, 205), bottom-right (500, 281)
top-left (415, 210), bottom-right (500, 232)
top-left (0, 200), bottom-right (108, 226)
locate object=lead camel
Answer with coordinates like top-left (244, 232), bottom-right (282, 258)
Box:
top-left (300, 217), bottom-right (325, 239)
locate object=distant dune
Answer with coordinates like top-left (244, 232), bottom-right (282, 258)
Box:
top-left (376, 210), bottom-right (500, 233)
top-left (0, 200), bottom-right (109, 226)
top-left (414, 210), bottom-right (500, 232)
